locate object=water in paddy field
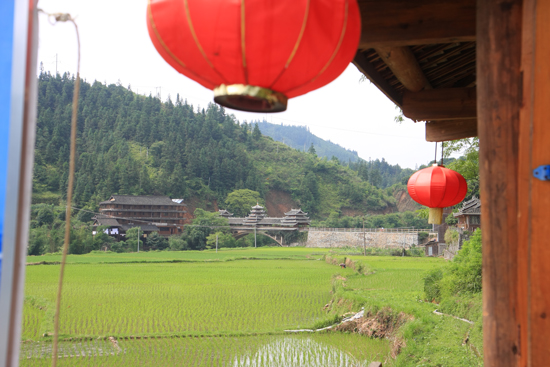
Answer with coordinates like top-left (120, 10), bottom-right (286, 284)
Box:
top-left (20, 334), bottom-right (388, 366)
top-left (229, 337), bottom-right (373, 367)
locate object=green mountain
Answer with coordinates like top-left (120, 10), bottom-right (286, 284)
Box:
top-left (33, 72), bottom-right (413, 220)
top-left (254, 121), bottom-right (416, 189)
top-left (254, 120), bottom-right (360, 163)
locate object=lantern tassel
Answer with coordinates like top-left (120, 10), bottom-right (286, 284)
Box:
top-left (428, 207), bottom-right (443, 225)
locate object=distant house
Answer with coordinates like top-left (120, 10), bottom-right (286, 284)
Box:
top-left (93, 195), bottom-right (187, 237)
top-left (424, 239), bottom-right (441, 257)
top-left (453, 196), bottom-right (481, 232)
top-left (92, 214), bottom-right (161, 241)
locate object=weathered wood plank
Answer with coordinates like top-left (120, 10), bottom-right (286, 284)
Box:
top-left (403, 88), bottom-right (476, 121)
top-left (374, 46), bottom-right (431, 93)
top-left (352, 51), bottom-right (403, 107)
top-left (477, 0), bottom-right (523, 366)
top-left (358, 0), bottom-right (476, 49)
top-left (425, 119), bottom-right (477, 142)
top-left (518, 0), bottom-right (550, 365)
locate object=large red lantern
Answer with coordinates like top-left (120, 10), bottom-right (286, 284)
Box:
top-left (147, 0), bottom-right (361, 113)
top-left (407, 165), bottom-right (468, 225)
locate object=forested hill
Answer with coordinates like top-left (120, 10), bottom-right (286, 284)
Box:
top-left (33, 72), bottom-right (413, 219)
top-left (255, 121), bottom-right (415, 189)
top-left (255, 121), bottom-right (360, 163)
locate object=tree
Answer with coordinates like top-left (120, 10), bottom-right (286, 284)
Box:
top-left (225, 189), bottom-right (264, 217)
top-left (299, 172), bottom-right (319, 214)
top-left (168, 235), bottom-right (188, 251)
top-left (192, 208), bottom-right (230, 227)
top-left (183, 208), bottom-right (230, 250)
top-left (146, 231), bottom-right (168, 250)
top-left (36, 205), bottom-right (55, 226)
top-left (369, 168), bottom-right (382, 187)
top-left (206, 232), bottom-right (236, 248)
top-left (445, 138), bottom-right (479, 200)
top-left (252, 123), bottom-right (261, 141)
top-left (124, 227), bottom-right (143, 251)
top-left (307, 143), bottom-right (317, 156)
top-left (93, 225), bottom-right (114, 250)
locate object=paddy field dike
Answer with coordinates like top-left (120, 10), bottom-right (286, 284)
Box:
top-left (20, 248), bottom-right (483, 366)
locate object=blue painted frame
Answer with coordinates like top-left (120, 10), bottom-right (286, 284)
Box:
top-left (0, 0), bottom-right (15, 287)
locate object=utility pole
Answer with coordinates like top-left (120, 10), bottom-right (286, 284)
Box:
top-left (216, 233), bottom-right (218, 253)
top-left (254, 226), bottom-right (257, 248)
top-left (137, 226), bottom-right (140, 253)
top-left (363, 217), bottom-right (366, 256)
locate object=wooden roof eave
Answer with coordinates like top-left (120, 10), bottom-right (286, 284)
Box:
top-left (354, 0), bottom-right (478, 142)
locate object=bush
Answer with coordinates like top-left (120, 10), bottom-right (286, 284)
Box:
top-left (423, 229), bottom-right (482, 302)
top-left (169, 236), bottom-right (188, 251)
top-left (418, 231), bottom-right (429, 244)
top-left (424, 268), bottom-right (443, 302)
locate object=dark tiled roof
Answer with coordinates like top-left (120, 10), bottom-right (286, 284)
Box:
top-left (454, 196), bottom-right (481, 217)
top-left (284, 209), bottom-right (308, 216)
top-left (219, 209), bottom-right (234, 217)
top-left (99, 195), bottom-right (186, 206)
top-left (93, 215), bottom-right (121, 227)
top-left (258, 218), bottom-right (283, 225)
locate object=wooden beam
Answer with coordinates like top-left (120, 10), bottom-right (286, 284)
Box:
top-left (358, 0), bottom-right (476, 49)
top-left (517, 0), bottom-right (550, 365)
top-left (403, 88), bottom-right (477, 121)
top-left (352, 51), bottom-right (403, 107)
top-left (477, 0), bottom-right (523, 366)
top-left (425, 119), bottom-right (477, 142)
top-left (374, 46), bottom-right (431, 93)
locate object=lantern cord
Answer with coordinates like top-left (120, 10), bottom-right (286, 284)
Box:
top-left (38, 9), bottom-right (81, 367)
top-left (434, 142), bottom-right (438, 165)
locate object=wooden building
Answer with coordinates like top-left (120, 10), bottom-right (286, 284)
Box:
top-left (453, 196), bottom-right (481, 232)
top-left (92, 214), bottom-right (161, 241)
top-left (98, 195), bottom-right (187, 236)
top-left (424, 239), bottom-right (441, 257)
top-left (350, 1), bottom-right (550, 365)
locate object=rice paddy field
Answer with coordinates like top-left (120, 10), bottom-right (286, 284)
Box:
top-left (20, 248), bottom-right (482, 366)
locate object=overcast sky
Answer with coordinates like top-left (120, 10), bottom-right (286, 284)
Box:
top-left (36, 0), bottom-right (436, 169)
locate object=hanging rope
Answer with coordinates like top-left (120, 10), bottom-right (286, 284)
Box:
top-left (38, 10), bottom-right (81, 367)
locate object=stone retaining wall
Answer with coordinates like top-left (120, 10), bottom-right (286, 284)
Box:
top-left (301, 231), bottom-right (418, 249)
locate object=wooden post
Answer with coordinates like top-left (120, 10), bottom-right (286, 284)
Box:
top-left (477, 0), bottom-right (522, 366)
top-left (517, 0), bottom-right (550, 365)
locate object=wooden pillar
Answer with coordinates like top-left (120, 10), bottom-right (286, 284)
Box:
top-left (477, 0), bottom-right (522, 366)
top-left (518, 0), bottom-right (550, 365)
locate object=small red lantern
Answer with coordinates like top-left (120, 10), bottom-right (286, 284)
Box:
top-left (407, 165), bottom-right (468, 225)
top-left (147, 0), bottom-right (361, 113)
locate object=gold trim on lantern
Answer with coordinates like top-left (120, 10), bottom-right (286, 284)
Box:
top-left (183, 0), bottom-right (228, 84)
top-left (148, 0), bottom-right (187, 69)
top-left (310, 0), bottom-right (349, 84)
top-left (214, 84), bottom-right (287, 113)
top-left (269, 0), bottom-right (311, 89)
top-left (428, 207), bottom-right (443, 225)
